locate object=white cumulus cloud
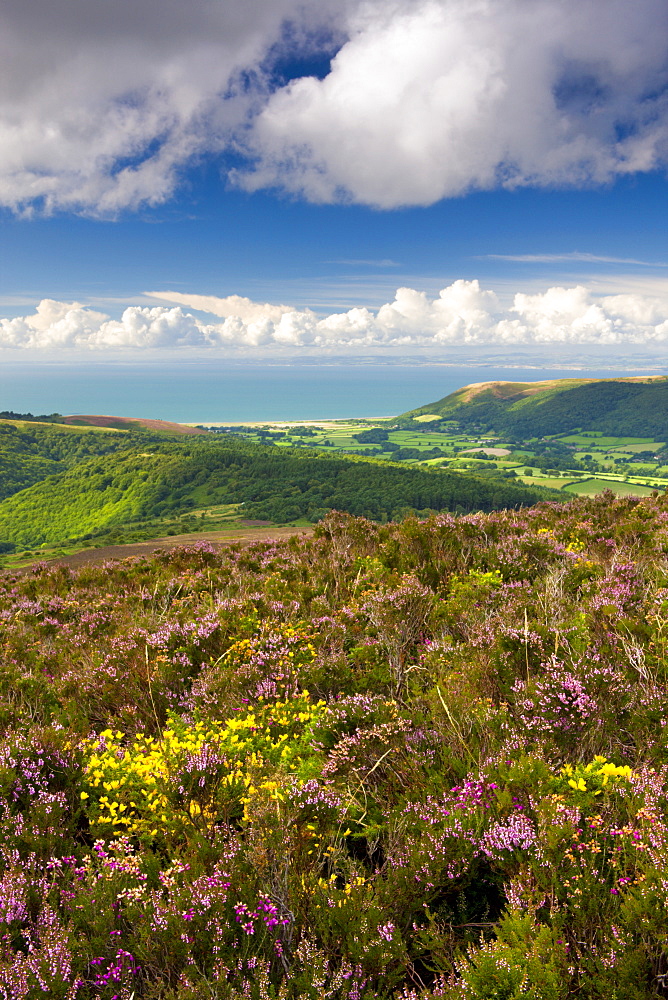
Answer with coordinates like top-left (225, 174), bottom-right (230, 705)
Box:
top-left (238, 0), bottom-right (668, 206)
top-left (2, 280), bottom-right (667, 350)
top-left (0, 0), bottom-right (326, 213)
top-left (0, 0), bottom-right (665, 213)
top-left (146, 291), bottom-right (293, 324)
top-left (0, 300), bottom-right (213, 348)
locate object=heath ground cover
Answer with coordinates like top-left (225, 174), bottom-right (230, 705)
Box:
top-left (2, 492), bottom-right (668, 996)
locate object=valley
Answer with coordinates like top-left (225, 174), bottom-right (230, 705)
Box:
top-left (2, 376), bottom-right (666, 568)
top-left (211, 420), bottom-right (666, 497)
top-left (201, 374), bottom-right (668, 499)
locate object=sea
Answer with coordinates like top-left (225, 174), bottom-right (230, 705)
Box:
top-left (0, 356), bottom-right (666, 424)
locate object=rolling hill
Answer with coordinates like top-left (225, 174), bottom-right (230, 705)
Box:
top-left (0, 417), bottom-right (134, 501)
top-left (0, 438), bottom-right (555, 549)
top-left (0, 422), bottom-right (556, 550)
top-left (62, 414), bottom-right (206, 434)
top-left (400, 375), bottom-right (668, 438)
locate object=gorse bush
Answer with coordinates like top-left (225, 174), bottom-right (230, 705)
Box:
top-left (80, 694), bottom-right (326, 843)
top-left (2, 494), bottom-right (668, 995)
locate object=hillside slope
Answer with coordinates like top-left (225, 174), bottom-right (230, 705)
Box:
top-left (401, 375), bottom-right (668, 437)
top-left (0, 436), bottom-right (555, 548)
top-left (0, 418), bottom-right (132, 500)
top-left (62, 414), bottom-right (206, 435)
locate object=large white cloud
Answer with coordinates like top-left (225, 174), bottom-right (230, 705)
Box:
top-left (240, 0), bottom-right (668, 206)
top-left (146, 291), bottom-right (292, 324)
top-left (0, 300), bottom-right (212, 348)
top-left (0, 0), bottom-right (666, 212)
top-left (0, 0), bottom-right (329, 213)
top-left (2, 281), bottom-right (667, 349)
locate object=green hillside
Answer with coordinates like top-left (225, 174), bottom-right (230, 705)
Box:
top-left (401, 375), bottom-right (668, 438)
top-left (0, 434), bottom-right (555, 549)
top-left (0, 418), bottom-right (136, 502)
top-left (0, 449), bottom-right (63, 500)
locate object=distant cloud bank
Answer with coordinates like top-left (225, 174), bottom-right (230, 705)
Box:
top-left (0, 0), bottom-right (666, 213)
top-left (2, 281), bottom-right (667, 350)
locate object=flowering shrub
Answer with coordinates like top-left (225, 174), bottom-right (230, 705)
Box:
top-left (222, 625), bottom-right (318, 700)
top-left (80, 693), bottom-right (326, 842)
top-left (2, 496), bottom-right (668, 994)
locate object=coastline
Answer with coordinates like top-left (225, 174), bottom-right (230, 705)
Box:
top-left (185, 417), bottom-right (397, 427)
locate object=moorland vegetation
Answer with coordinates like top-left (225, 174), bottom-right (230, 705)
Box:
top-left (1, 493), bottom-right (668, 996)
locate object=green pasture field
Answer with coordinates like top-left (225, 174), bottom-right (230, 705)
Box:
top-left (387, 430), bottom-right (447, 444)
top-left (214, 420), bottom-right (668, 497)
top-left (616, 441), bottom-right (665, 454)
top-left (573, 451), bottom-right (614, 461)
top-left (518, 475), bottom-right (581, 489)
top-left (558, 434), bottom-right (660, 448)
top-left (448, 460), bottom-right (501, 471)
top-left (627, 463), bottom-right (661, 474)
top-left (231, 422), bottom-right (471, 456)
top-left (562, 478), bottom-right (657, 497)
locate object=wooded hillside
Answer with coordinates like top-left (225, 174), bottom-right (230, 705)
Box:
top-left (0, 433), bottom-right (554, 548)
top-left (401, 376), bottom-right (668, 437)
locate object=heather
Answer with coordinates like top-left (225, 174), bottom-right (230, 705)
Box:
top-left (2, 493), bottom-right (668, 997)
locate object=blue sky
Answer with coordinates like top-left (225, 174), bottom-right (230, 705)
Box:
top-left (0, 0), bottom-right (666, 356)
top-left (2, 173), bottom-right (666, 313)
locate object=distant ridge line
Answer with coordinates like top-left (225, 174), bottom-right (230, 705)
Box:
top-left (63, 414), bottom-right (206, 435)
top-left (399, 375), bottom-right (668, 438)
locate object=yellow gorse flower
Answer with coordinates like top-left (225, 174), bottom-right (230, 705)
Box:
top-left (80, 692), bottom-right (325, 841)
top-left (559, 757), bottom-right (633, 797)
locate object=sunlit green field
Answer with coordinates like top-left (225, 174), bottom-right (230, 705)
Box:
top-left (562, 478), bottom-right (657, 497)
top-left (215, 420), bottom-right (668, 498)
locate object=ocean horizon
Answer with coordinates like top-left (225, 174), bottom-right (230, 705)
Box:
top-left (1, 358), bottom-right (666, 424)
